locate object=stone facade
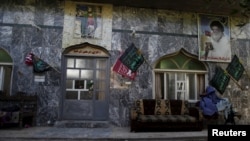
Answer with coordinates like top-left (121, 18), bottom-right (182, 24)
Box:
top-left (0, 0), bottom-right (249, 127)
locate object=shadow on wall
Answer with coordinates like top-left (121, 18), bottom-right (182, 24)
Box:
top-left (223, 86), bottom-right (250, 124)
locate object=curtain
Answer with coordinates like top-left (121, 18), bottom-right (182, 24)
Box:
top-left (155, 73), bottom-right (162, 99)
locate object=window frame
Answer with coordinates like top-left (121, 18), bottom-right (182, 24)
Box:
top-left (152, 48), bottom-right (208, 103)
top-left (153, 69), bottom-right (208, 103)
top-left (0, 48), bottom-right (13, 96)
top-left (64, 56), bottom-right (108, 101)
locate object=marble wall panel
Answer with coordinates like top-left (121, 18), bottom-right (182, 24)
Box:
top-left (109, 6), bottom-right (250, 126)
top-left (0, 0), bottom-right (250, 127)
top-left (0, 26), bottom-right (12, 47)
top-left (0, 1), bottom-right (63, 126)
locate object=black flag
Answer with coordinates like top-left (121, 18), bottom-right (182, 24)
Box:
top-left (32, 55), bottom-right (51, 73)
top-left (119, 43), bottom-right (144, 72)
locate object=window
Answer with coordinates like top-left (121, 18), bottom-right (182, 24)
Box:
top-left (0, 48), bottom-right (13, 95)
top-left (65, 57), bottom-right (108, 101)
top-left (153, 48), bottom-right (208, 103)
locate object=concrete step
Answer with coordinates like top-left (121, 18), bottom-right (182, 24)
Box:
top-left (54, 120), bottom-right (110, 128)
top-left (0, 126), bottom-right (207, 141)
top-left (0, 138), bottom-right (207, 141)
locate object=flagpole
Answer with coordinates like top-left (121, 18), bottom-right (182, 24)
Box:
top-left (225, 71), bottom-right (244, 91)
top-left (51, 66), bottom-right (61, 73)
top-left (135, 45), bottom-right (153, 70)
top-left (244, 69), bottom-right (250, 80)
top-left (237, 55), bottom-right (250, 80)
top-left (142, 55), bottom-right (153, 70)
top-left (32, 54), bottom-right (61, 73)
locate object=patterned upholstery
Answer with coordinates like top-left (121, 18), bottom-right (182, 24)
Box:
top-left (131, 99), bottom-right (145, 120)
top-left (182, 100), bottom-right (190, 115)
top-left (134, 99), bottom-right (189, 116)
top-left (135, 99), bottom-right (144, 115)
top-left (154, 99), bottom-right (171, 115)
top-left (130, 99), bottom-right (203, 132)
top-left (138, 115), bottom-right (197, 123)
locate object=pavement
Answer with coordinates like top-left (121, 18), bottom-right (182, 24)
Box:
top-left (0, 126), bottom-right (208, 141)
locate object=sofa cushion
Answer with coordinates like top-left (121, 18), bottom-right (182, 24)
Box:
top-left (170, 100), bottom-right (189, 115)
top-left (135, 99), bottom-right (144, 115)
top-left (181, 100), bottom-right (189, 115)
top-left (137, 115), bottom-right (197, 123)
top-left (155, 99), bottom-right (171, 115)
top-left (143, 99), bottom-right (156, 115)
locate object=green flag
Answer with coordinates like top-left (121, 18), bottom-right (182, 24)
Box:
top-left (226, 55), bottom-right (245, 81)
top-left (210, 67), bottom-right (230, 94)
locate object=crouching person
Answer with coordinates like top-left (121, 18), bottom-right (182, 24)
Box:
top-left (199, 86), bottom-right (234, 124)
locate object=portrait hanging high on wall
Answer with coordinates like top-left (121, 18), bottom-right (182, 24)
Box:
top-left (198, 14), bottom-right (231, 62)
top-left (74, 4), bottom-right (102, 39)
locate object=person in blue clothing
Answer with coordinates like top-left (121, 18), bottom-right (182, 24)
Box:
top-left (199, 86), bottom-right (233, 120)
top-left (199, 86), bottom-right (218, 116)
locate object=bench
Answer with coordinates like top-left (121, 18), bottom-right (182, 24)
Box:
top-left (0, 92), bottom-right (37, 128)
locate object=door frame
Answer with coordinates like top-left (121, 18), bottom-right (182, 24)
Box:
top-left (59, 42), bottom-right (110, 121)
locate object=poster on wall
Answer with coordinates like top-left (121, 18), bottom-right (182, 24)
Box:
top-left (74, 4), bottom-right (102, 39)
top-left (198, 14), bottom-right (231, 62)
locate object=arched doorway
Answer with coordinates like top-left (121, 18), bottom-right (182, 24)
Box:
top-left (61, 43), bottom-right (110, 121)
